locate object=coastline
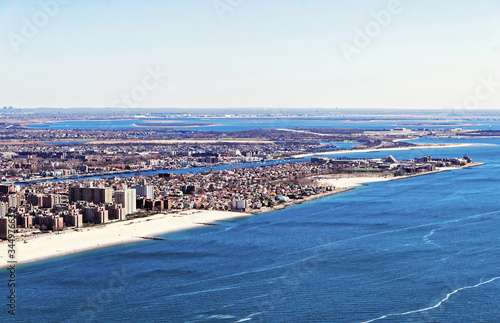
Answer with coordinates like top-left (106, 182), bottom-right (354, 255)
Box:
top-left (0, 211), bottom-right (252, 269)
top-left (1, 162), bottom-right (484, 269)
top-left (254, 162), bottom-right (484, 215)
top-left (315, 162), bottom-right (485, 189)
top-left (291, 143), bottom-right (474, 158)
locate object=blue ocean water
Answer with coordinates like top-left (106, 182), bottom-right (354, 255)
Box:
top-left (29, 118), bottom-right (377, 131)
top-left (2, 139), bottom-right (500, 322)
top-left (27, 118), bottom-right (500, 131)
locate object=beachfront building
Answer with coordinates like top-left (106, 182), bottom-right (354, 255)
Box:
top-left (46, 216), bottom-right (64, 231)
top-left (0, 201), bottom-right (8, 217)
top-left (232, 199), bottom-right (248, 211)
top-left (115, 188), bottom-right (137, 215)
top-left (0, 216), bottom-right (15, 240)
top-left (107, 204), bottom-right (126, 221)
top-left (64, 213), bottom-right (83, 227)
top-left (82, 205), bottom-right (109, 224)
top-left (17, 215), bottom-right (33, 228)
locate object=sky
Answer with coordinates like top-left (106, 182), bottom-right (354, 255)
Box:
top-left (1, 0), bottom-right (500, 110)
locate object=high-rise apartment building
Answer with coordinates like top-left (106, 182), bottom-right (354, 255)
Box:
top-left (0, 216), bottom-right (15, 240)
top-left (69, 186), bottom-right (113, 204)
top-left (42, 194), bottom-right (62, 209)
top-left (82, 205), bottom-right (108, 224)
top-left (0, 202), bottom-right (8, 217)
top-left (115, 188), bottom-right (136, 215)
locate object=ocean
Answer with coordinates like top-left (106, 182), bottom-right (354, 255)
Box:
top-left (27, 117), bottom-right (500, 131)
top-left (2, 138), bottom-right (499, 322)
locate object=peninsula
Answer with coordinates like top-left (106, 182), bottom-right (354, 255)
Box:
top-left (0, 153), bottom-right (483, 268)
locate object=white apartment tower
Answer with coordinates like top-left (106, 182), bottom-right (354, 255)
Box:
top-left (115, 188), bottom-right (137, 215)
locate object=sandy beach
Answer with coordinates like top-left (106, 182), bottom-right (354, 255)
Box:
top-left (315, 162), bottom-right (484, 189)
top-left (316, 175), bottom-right (395, 188)
top-left (0, 210), bottom-right (251, 268)
top-left (291, 143), bottom-right (474, 158)
top-left (1, 161), bottom-right (483, 269)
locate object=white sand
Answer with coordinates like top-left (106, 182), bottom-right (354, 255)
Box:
top-left (316, 171), bottom-right (447, 189)
top-left (0, 210), bottom-right (251, 268)
top-left (315, 162), bottom-right (483, 189)
top-left (0, 158), bottom-right (483, 268)
top-left (316, 175), bottom-right (394, 188)
top-left (292, 143), bottom-right (474, 158)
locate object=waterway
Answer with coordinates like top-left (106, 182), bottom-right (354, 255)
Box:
top-left (2, 138), bottom-right (499, 322)
top-left (28, 117), bottom-right (500, 131)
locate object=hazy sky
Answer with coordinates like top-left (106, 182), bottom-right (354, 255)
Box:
top-left (1, 0), bottom-right (499, 110)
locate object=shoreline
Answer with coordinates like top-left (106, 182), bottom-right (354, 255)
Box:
top-left (1, 162), bottom-right (484, 269)
top-left (254, 162), bottom-right (484, 215)
top-left (291, 143), bottom-right (474, 158)
top-left (0, 211), bottom-right (253, 269)
top-left (314, 162), bottom-right (485, 189)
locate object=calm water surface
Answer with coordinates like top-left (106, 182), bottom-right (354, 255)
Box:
top-left (2, 139), bottom-right (499, 322)
top-left (28, 118), bottom-right (500, 131)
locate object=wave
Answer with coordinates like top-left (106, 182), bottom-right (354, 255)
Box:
top-left (361, 276), bottom-right (500, 323)
top-left (234, 312), bottom-right (264, 322)
top-left (185, 313), bottom-right (236, 322)
top-left (284, 209), bottom-right (500, 256)
top-left (422, 228), bottom-right (441, 247)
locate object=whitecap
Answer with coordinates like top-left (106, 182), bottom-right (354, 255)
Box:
top-left (361, 276), bottom-right (500, 323)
